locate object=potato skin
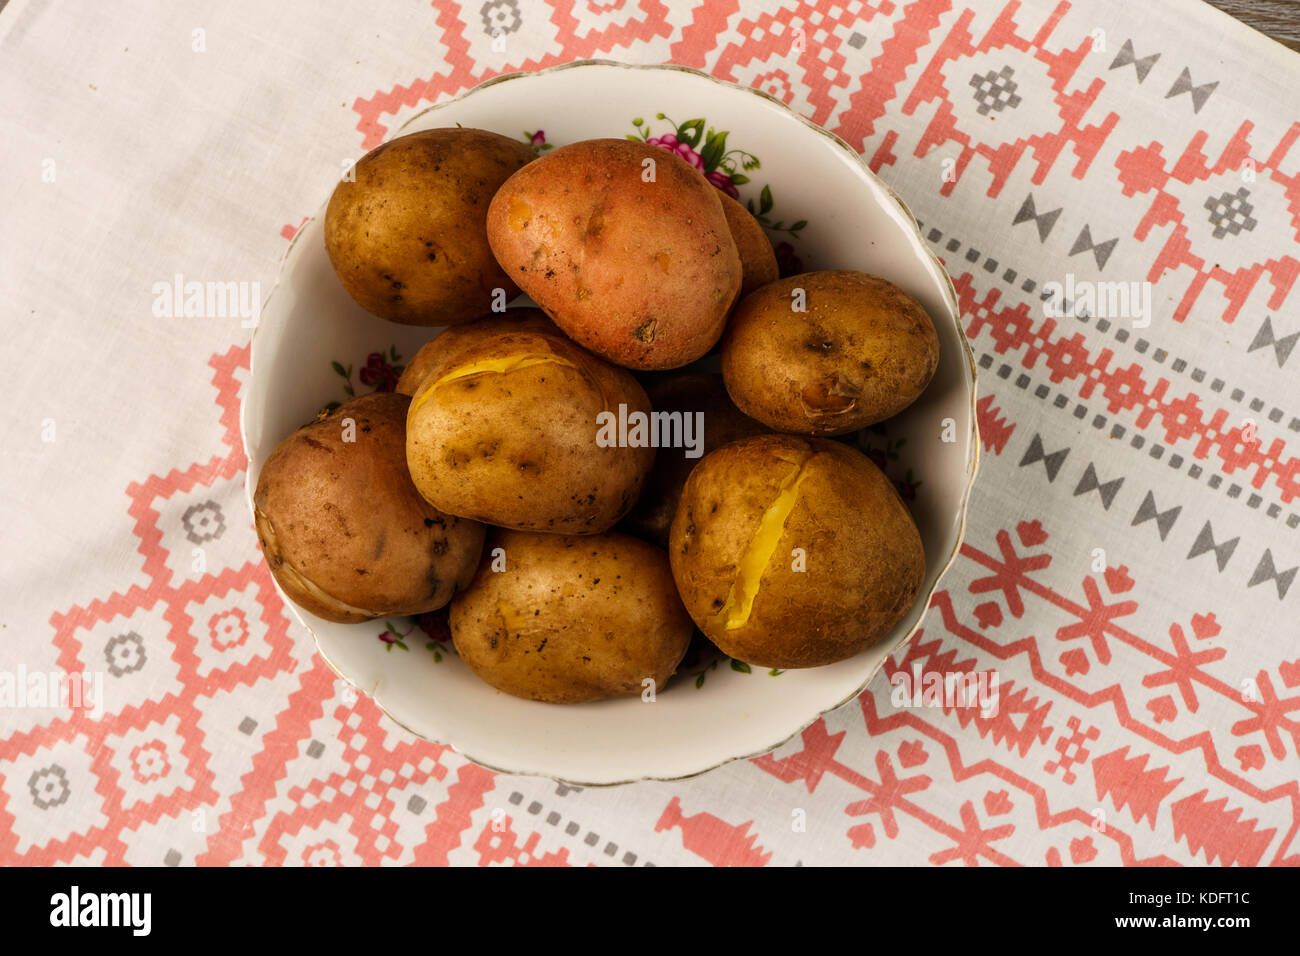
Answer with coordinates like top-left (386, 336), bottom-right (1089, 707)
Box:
top-left (253, 393), bottom-right (485, 623)
top-left (721, 271), bottom-right (939, 435)
top-left (719, 193), bottom-right (779, 298)
top-left (620, 373), bottom-right (767, 548)
top-left (406, 329), bottom-right (654, 534)
top-left (669, 434), bottom-right (925, 668)
top-left (324, 128), bottom-right (535, 326)
top-left (486, 138), bottom-right (742, 370)
top-left (395, 308), bottom-right (557, 397)
top-left (450, 529), bottom-right (693, 703)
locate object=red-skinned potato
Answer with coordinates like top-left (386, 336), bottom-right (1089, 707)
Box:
top-left (486, 138), bottom-right (742, 370)
top-left (253, 393), bottom-right (485, 623)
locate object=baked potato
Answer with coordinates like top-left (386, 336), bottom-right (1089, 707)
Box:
top-left (486, 138), bottom-right (741, 370)
top-left (450, 529), bottom-right (693, 703)
top-left (669, 433), bottom-right (925, 668)
top-left (721, 271), bottom-right (939, 435)
top-left (406, 327), bottom-right (654, 533)
top-left (324, 128), bottom-right (535, 326)
top-left (254, 393), bottom-right (485, 622)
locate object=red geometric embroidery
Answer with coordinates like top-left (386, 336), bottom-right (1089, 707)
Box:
top-left (902, 1), bottom-right (1118, 198)
top-left (1116, 121), bottom-right (1300, 323)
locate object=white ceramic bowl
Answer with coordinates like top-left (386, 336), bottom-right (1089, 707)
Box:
top-left (242, 60), bottom-right (979, 785)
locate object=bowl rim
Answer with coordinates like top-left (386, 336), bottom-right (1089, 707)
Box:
top-left (240, 58), bottom-right (982, 786)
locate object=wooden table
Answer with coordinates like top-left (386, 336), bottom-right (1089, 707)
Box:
top-left (1204, 0), bottom-right (1300, 51)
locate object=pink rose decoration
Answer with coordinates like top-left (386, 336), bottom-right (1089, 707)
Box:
top-left (646, 134), bottom-right (743, 198)
top-left (646, 134), bottom-right (705, 170)
top-left (707, 170), bottom-right (740, 198)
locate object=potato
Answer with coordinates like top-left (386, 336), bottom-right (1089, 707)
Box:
top-left (721, 271), bottom-right (939, 435)
top-left (406, 328), bottom-right (654, 533)
top-left (450, 529), bottom-right (693, 703)
top-left (395, 308), bottom-right (557, 397)
top-left (324, 128), bottom-right (535, 326)
top-left (253, 393), bottom-right (485, 623)
top-left (621, 373), bottom-right (767, 547)
top-left (719, 193), bottom-right (779, 298)
top-left (669, 434), bottom-right (925, 668)
top-left (486, 138), bottom-right (742, 370)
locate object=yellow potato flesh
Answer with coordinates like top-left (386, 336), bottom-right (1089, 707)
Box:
top-left (409, 353), bottom-right (578, 417)
top-left (718, 449), bottom-right (813, 631)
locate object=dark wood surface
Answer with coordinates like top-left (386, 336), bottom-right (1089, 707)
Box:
top-left (1203, 0), bottom-right (1300, 51)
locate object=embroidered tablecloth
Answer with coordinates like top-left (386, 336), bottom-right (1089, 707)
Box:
top-left (2, 0), bottom-right (1297, 866)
